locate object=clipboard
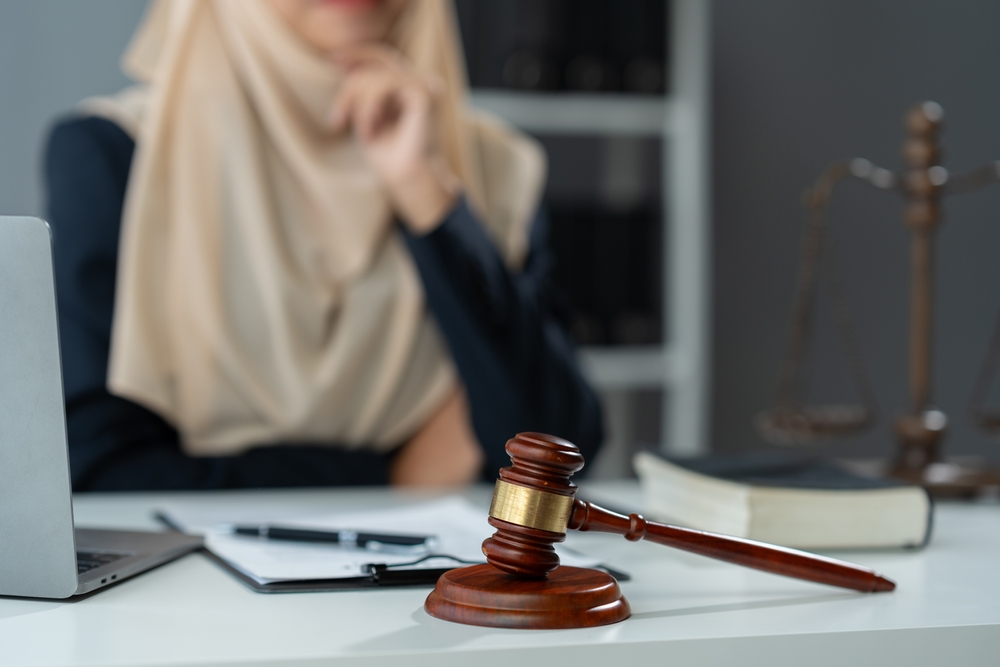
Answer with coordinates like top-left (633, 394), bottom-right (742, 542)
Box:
top-left (157, 498), bottom-right (630, 594)
top-left (201, 550), bottom-right (456, 593)
top-left (202, 550), bottom-right (630, 594)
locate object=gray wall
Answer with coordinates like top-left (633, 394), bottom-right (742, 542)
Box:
top-left (3, 0), bottom-right (1000, 464)
top-left (712, 0), bottom-right (1000, 461)
top-left (0, 0), bottom-right (146, 216)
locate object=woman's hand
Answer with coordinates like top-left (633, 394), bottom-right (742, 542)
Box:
top-left (389, 387), bottom-right (484, 488)
top-left (329, 45), bottom-right (458, 234)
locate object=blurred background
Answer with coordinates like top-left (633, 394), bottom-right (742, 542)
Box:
top-left (1, 0), bottom-right (999, 476)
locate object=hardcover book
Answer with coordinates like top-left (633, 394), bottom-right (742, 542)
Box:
top-left (634, 451), bottom-right (933, 550)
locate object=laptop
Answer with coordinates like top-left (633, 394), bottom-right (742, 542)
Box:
top-left (0, 216), bottom-right (201, 599)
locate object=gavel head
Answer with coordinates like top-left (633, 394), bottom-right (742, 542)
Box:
top-left (481, 433), bottom-right (585, 579)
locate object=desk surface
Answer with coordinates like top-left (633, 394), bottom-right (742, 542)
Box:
top-left (3, 482), bottom-right (999, 667)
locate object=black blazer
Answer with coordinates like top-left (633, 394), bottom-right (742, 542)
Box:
top-left (44, 116), bottom-right (603, 491)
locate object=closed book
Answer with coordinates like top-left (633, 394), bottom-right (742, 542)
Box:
top-left (633, 451), bottom-right (933, 550)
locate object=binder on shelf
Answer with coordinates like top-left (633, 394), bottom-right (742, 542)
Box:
top-left (455, 0), bottom-right (667, 95)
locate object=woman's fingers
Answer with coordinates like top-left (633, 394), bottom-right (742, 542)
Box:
top-left (327, 43), bottom-right (454, 233)
top-left (356, 76), bottom-right (399, 140)
top-left (331, 63), bottom-right (428, 142)
top-left (332, 43), bottom-right (411, 78)
top-left (330, 66), bottom-right (391, 134)
top-left (337, 43), bottom-right (445, 101)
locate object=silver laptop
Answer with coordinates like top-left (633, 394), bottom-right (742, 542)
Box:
top-left (0, 216), bottom-right (201, 599)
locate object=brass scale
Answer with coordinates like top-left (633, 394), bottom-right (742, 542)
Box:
top-left (758, 102), bottom-right (1000, 497)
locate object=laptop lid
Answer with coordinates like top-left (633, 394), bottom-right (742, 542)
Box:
top-left (0, 216), bottom-right (78, 598)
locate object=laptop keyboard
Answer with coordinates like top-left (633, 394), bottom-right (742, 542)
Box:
top-left (76, 551), bottom-right (128, 575)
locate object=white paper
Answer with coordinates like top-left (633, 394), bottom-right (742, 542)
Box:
top-left (158, 496), bottom-right (600, 585)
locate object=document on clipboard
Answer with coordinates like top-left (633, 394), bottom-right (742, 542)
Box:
top-left (156, 496), bottom-right (620, 593)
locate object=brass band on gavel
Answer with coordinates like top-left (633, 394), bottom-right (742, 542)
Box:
top-left (488, 480), bottom-right (574, 534)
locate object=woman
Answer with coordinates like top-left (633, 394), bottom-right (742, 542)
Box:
top-left (45, 0), bottom-right (602, 491)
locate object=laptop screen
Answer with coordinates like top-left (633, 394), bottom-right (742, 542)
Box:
top-left (0, 217), bottom-right (78, 598)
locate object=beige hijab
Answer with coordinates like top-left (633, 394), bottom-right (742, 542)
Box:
top-left (85, 0), bottom-right (546, 455)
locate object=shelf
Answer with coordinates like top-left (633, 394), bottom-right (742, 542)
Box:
top-left (465, 0), bottom-right (711, 456)
top-left (578, 346), bottom-right (674, 390)
top-left (468, 91), bottom-right (671, 137)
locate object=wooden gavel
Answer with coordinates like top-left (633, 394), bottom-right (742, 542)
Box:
top-left (426, 433), bottom-right (895, 629)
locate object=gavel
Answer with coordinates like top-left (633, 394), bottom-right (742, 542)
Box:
top-left (426, 432), bottom-right (895, 630)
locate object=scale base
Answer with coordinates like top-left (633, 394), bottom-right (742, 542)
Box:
top-left (891, 457), bottom-right (1000, 499)
top-left (424, 564), bottom-right (630, 629)
top-left (840, 456), bottom-right (1000, 499)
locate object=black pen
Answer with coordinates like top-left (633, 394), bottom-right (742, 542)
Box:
top-left (229, 525), bottom-right (434, 551)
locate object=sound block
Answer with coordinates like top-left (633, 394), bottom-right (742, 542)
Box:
top-left (424, 564), bottom-right (630, 629)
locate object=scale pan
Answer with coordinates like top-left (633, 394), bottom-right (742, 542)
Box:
top-left (755, 405), bottom-right (874, 446)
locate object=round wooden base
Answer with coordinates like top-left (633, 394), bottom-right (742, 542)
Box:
top-left (424, 564), bottom-right (630, 630)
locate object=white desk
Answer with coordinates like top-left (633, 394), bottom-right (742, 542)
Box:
top-left (3, 482), bottom-right (999, 667)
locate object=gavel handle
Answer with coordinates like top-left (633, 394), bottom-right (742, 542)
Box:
top-left (568, 499), bottom-right (895, 593)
